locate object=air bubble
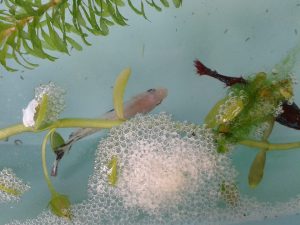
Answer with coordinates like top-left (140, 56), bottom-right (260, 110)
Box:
top-left (8, 114), bottom-right (300, 225)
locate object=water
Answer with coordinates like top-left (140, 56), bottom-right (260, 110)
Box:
top-left (1, 1), bottom-right (300, 224)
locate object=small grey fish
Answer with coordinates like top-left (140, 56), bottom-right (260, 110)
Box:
top-left (51, 88), bottom-right (168, 176)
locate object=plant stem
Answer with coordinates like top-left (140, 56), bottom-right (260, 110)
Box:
top-left (49, 118), bottom-right (124, 129)
top-left (262, 119), bottom-right (275, 141)
top-left (239, 139), bottom-right (300, 151)
top-left (0, 124), bottom-right (33, 140)
top-left (0, 118), bottom-right (124, 141)
top-left (41, 129), bottom-right (56, 196)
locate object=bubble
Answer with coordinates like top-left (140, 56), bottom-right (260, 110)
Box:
top-left (0, 168), bottom-right (30, 203)
top-left (8, 114), bottom-right (300, 225)
top-left (34, 82), bottom-right (66, 123)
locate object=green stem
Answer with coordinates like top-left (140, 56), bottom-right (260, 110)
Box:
top-left (239, 139), bottom-right (300, 151)
top-left (41, 129), bottom-right (57, 196)
top-left (262, 119), bottom-right (274, 141)
top-left (0, 118), bottom-right (124, 141)
top-left (49, 118), bottom-right (124, 129)
top-left (0, 124), bottom-right (33, 140)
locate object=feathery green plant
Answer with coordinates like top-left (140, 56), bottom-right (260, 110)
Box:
top-left (0, 0), bottom-right (182, 71)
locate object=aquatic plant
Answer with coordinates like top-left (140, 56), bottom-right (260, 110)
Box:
top-left (0, 0), bottom-right (182, 71)
top-left (2, 36), bottom-right (300, 223)
top-left (7, 113), bottom-right (300, 225)
top-left (0, 67), bottom-right (131, 218)
top-left (194, 43), bottom-right (300, 187)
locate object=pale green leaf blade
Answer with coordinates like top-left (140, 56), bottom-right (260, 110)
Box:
top-left (50, 131), bottom-right (65, 152)
top-left (248, 150), bottom-right (266, 188)
top-left (66, 36), bottom-right (82, 51)
top-left (34, 94), bottom-right (48, 130)
top-left (113, 67), bottom-right (131, 119)
top-left (172, 0), bottom-right (182, 7)
top-left (108, 155), bottom-right (118, 186)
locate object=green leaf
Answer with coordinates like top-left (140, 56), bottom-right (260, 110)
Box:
top-left (15, 0), bottom-right (37, 15)
top-left (128, 0), bottom-right (142, 15)
top-left (112, 0), bottom-right (125, 6)
top-left (45, 14), bottom-right (69, 54)
top-left (145, 0), bottom-right (162, 11)
top-left (99, 18), bottom-right (110, 35)
top-left (0, 0), bottom-right (181, 72)
top-left (113, 67), bottom-right (131, 119)
top-left (76, 7), bottom-right (88, 27)
top-left (37, 2), bottom-right (52, 16)
top-left (140, 1), bottom-right (148, 20)
top-left (160, 0), bottom-right (169, 7)
top-left (216, 136), bottom-right (229, 153)
top-left (12, 49), bottom-right (35, 70)
top-left (205, 97), bottom-right (244, 128)
top-left (108, 155), bottom-right (118, 186)
top-left (48, 192), bottom-right (72, 219)
top-left (65, 23), bottom-right (81, 35)
top-left (0, 183), bottom-right (21, 196)
top-left (103, 17), bottom-right (114, 26)
top-left (34, 94), bottom-right (48, 130)
top-left (248, 149), bottom-right (266, 188)
top-left (41, 28), bottom-right (56, 50)
top-left (87, 0), bottom-right (101, 29)
top-left (17, 48), bottom-right (39, 68)
top-left (0, 44), bottom-right (17, 72)
top-left (172, 0), bottom-right (182, 7)
top-left (50, 131), bottom-right (65, 152)
top-left (21, 30), bottom-right (57, 61)
top-left (11, 34), bottom-right (38, 68)
top-left (72, 1), bottom-right (91, 45)
top-left (107, 1), bottom-right (127, 25)
top-left (115, 5), bottom-right (128, 24)
top-left (66, 36), bottom-right (82, 51)
top-left (204, 98), bottom-right (226, 128)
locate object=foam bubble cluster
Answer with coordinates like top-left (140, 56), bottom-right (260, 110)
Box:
top-left (88, 113), bottom-right (237, 215)
top-left (6, 113), bottom-right (300, 225)
top-left (215, 92), bottom-right (246, 124)
top-left (0, 168), bottom-right (30, 203)
top-left (253, 121), bottom-right (271, 139)
top-left (34, 82), bottom-right (66, 123)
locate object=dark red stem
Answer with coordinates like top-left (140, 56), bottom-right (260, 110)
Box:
top-left (194, 59), bottom-right (247, 86)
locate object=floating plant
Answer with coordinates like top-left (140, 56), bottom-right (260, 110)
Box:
top-left (0, 0), bottom-right (182, 71)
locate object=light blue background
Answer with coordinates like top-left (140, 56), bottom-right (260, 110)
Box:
top-left (1, 1), bottom-right (300, 224)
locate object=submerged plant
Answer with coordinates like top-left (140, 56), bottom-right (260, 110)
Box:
top-left (0, 0), bottom-right (182, 71)
top-left (194, 43), bottom-right (300, 187)
top-left (0, 67), bottom-right (137, 218)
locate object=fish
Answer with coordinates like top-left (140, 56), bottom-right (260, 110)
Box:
top-left (51, 88), bottom-right (168, 176)
top-left (194, 58), bottom-right (300, 131)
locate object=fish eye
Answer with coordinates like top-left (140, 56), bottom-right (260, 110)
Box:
top-left (147, 88), bottom-right (156, 93)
